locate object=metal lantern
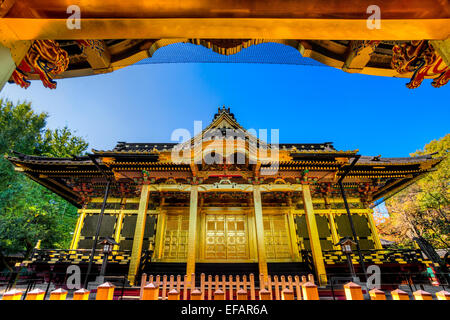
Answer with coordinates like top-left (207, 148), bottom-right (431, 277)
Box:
top-left (97, 237), bottom-right (118, 278)
top-left (335, 237), bottom-right (357, 278)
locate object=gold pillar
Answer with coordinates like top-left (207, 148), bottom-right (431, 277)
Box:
top-left (302, 184), bottom-right (327, 286)
top-left (113, 200), bottom-right (126, 251)
top-left (70, 207), bottom-right (86, 250)
top-left (286, 196), bottom-right (300, 261)
top-left (328, 213), bottom-right (340, 250)
top-left (127, 184), bottom-right (151, 285)
top-left (253, 185), bottom-right (268, 279)
top-left (186, 185), bottom-right (198, 281)
top-left (367, 210), bottom-right (383, 249)
top-left (153, 197), bottom-right (167, 260)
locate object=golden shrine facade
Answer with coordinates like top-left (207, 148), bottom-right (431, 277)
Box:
top-left (8, 107), bottom-right (440, 286)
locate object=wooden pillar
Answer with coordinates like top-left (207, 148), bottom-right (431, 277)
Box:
top-left (186, 185), bottom-right (198, 281)
top-left (302, 184), bottom-right (327, 286)
top-left (70, 207), bottom-right (86, 250)
top-left (286, 196), bottom-right (300, 260)
top-left (0, 41), bottom-right (31, 91)
top-left (253, 185), bottom-right (268, 280)
top-left (127, 184), bottom-right (151, 285)
top-left (367, 210), bottom-right (382, 249)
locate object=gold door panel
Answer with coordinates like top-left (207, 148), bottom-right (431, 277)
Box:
top-left (162, 214), bottom-right (189, 260)
top-left (205, 214), bottom-right (250, 261)
top-left (263, 214), bottom-right (292, 260)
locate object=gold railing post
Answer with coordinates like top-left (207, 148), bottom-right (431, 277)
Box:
top-left (391, 289), bottom-right (410, 300)
top-left (73, 288), bottom-right (90, 300)
top-left (436, 290), bottom-right (450, 300)
top-left (191, 288), bottom-right (202, 300)
top-left (186, 185), bottom-right (198, 282)
top-left (2, 289), bottom-right (22, 300)
top-left (369, 288), bottom-right (386, 300)
top-left (168, 289), bottom-right (180, 300)
top-left (253, 185), bottom-right (268, 281)
top-left (142, 283), bottom-right (159, 300)
top-left (344, 282), bottom-right (364, 300)
top-left (281, 288), bottom-right (294, 300)
top-left (302, 184), bottom-right (327, 286)
top-left (214, 289), bottom-right (225, 300)
top-left (237, 288), bottom-right (248, 300)
top-left (259, 288), bottom-right (271, 300)
top-left (302, 282), bottom-right (319, 300)
top-left (127, 184), bottom-right (151, 285)
top-left (413, 290), bottom-right (433, 300)
top-left (50, 288), bottom-right (68, 300)
top-left (96, 282), bottom-right (115, 300)
top-left (25, 288), bottom-right (45, 300)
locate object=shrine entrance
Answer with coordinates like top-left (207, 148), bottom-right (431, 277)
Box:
top-left (200, 210), bottom-right (253, 262)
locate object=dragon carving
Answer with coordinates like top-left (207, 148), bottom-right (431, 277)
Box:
top-left (11, 40), bottom-right (69, 89)
top-left (391, 40), bottom-right (450, 89)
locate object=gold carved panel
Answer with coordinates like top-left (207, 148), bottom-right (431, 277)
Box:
top-left (162, 214), bottom-right (189, 260)
top-left (263, 214), bottom-right (292, 260)
top-left (204, 214), bottom-right (250, 260)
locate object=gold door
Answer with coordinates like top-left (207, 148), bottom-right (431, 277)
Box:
top-left (263, 214), bottom-right (292, 260)
top-left (205, 214), bottom-right (250, 261)
top-left (162, 214), bottom-right (189, 260)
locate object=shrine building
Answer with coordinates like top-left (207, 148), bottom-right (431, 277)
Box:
top-left (7, 107), bottom-right (441, 286)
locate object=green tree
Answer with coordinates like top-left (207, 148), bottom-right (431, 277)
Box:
top-left (380, 134), bottom-right (449, 249)
top-left (0, 99), bottom-right (88, 271)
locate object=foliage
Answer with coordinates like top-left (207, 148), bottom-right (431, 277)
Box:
top-left (379, 134), bottom-right (449, 249)
top-left (0, 99), bottom-right (88, 266)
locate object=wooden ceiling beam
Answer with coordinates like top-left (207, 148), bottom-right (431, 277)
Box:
top-left (0, 18), bottom-right (448, 41)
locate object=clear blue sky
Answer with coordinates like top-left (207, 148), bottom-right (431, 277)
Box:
top-left (1, 60), bottom-right (449, 157)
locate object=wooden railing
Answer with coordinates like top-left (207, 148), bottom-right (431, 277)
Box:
top-left (139, 273), bottom-right (317, 300)
top-left (2, 279), bottom-right (449, 300)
